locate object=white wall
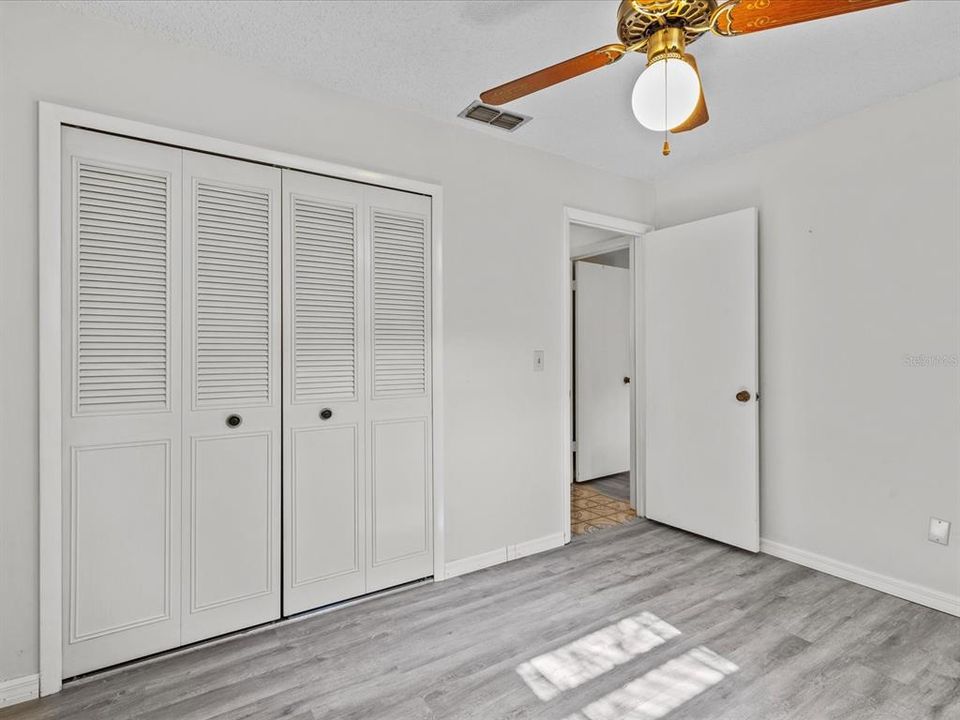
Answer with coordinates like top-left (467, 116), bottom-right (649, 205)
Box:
top-left (655, 78), bottom-right (960, 604)
top-left (0, 2), bottom-right (654, 681)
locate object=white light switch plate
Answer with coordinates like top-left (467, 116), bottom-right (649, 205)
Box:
top-left (533, 350), bottom-right (544, 372)
top-left (929, 518), bottom-right (951, 546)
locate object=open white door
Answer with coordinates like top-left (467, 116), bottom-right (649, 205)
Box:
top-left (575, 260), bottom-right (631, 483)
top-left (643, 208), bottom-right (759, 551)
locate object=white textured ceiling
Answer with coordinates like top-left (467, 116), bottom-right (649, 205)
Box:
top-left (58, 0), bottom-right (960, 181)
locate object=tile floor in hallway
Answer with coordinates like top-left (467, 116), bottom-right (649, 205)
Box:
top-left (571, 474), bottom-right (637, 535)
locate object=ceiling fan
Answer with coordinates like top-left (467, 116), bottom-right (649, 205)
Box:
top-left (479, 0), bottom-right (905, 155)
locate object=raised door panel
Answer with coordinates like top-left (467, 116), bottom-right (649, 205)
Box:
top-left (181, 151), bottom-right (281, 643)
top-left (60, 127), bottom-right (183, 677)
top-left (364, 186), bottom-right (433, 593)
top-left (71, 442), bottom-right (171, 640)
top-left (189, 433), bottom-right (272, 613)
top-left (370, 419), bottom-right (429, 576)
top-left (281, 169), bottom-right (366, 615)
top-left (64, 441), bottom-right (177, 676)
top-left (288, 426), bottom-right (364, 612)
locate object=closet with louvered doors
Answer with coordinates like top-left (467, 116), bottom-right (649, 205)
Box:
top-left (60, 127), bottom-right (432, 677)
top-left (282, 170), bottom-right (433, 615)
top-left (60, 128), bottom-right (281, 677)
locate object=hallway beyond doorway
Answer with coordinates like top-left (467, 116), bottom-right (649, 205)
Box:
top-left (571, 473), bottom-right (636, 535)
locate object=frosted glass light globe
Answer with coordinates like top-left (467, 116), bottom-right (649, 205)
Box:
top-left (631, 57), bottom-right (700, 132)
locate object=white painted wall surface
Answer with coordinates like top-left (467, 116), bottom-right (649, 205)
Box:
top-left (0, 2), bottom-right (654, 680)
top-left (655, 78), bottom-right (960, 602)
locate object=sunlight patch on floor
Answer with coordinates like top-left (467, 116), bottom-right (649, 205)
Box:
top-left (563, 646), bottom-right (739, 720)
top-left (515, 612), bottom-right (682, 701)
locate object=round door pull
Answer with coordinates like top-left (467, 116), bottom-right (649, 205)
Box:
top-left (319, 408), bottom-right (333, 420)
top-left (735, 390), bottom-right (751, 403)
top-left (226, 414), bottom-right (243, 428)
top-left (623, 376), bottom-right (631, 384)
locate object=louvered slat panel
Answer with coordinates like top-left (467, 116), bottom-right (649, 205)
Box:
top-left (75, 161), bottom-right (169, 412)
top-left (292, 197), bottom-right (357, 401)
top-left (371, 210), bottom-right (427, 397)
top-left (195, 182), bottom-right (271, 406)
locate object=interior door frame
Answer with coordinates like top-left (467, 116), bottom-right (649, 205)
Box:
top-left (37, 102), bottom-right (446, 696)
top-left (561, 208), bottom-right (653, 543)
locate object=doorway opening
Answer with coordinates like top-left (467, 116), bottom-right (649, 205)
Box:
top-left (572, 248), bottom-right (635, 534)
top-left (561, 209), bottom-right (653, 542)
top-left (561, 207), bottom-right (760, 551)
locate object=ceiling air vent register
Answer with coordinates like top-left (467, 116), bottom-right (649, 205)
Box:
top-left (458, 102), bottom-right (531, 132)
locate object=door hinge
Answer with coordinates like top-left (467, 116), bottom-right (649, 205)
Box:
top-left (571, 280), bottom-right (577, 291)
top-left (571, 440), bottom-right (577, 452)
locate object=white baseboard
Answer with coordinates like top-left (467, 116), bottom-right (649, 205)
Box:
top-left (508, 531), bottom-right (566, 561)
top-left (445, 547), bottom-right (508, 578)
top-left (445, 532), bottom-right (566, 579)
top-left (0, 674), bottom-right (39, 709)
top-left (760, 538), bottom-right (960, 617)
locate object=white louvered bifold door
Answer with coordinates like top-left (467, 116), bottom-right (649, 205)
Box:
top-left (61, 128), bottom-right (184, 677)
top-left (181, 151), bottom-right (281, 643)
top-left (281, 175), bottom-right (433, 613)
top-left (364, 186), bottom-right (433, 594)
top-left (281, 170), bottom-right (366, 615)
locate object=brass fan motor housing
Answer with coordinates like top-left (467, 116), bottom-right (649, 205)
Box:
top-left (616, 0), bottom-right (718, 51)
top-left (645, 26), bottom-right (687, 64)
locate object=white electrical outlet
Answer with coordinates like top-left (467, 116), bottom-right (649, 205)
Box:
top-left (929, 518), bottom-right (951, 546)
top-left (533, 350), bottom-right (544, 372)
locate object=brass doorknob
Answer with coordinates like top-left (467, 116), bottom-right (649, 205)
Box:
top-left (735, 390), bottom-right (751, 403)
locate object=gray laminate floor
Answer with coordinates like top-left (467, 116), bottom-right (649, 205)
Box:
top-left (582, 472), bottom-right (631, 503)
top-left (4, 520), bottom-right (958, 720)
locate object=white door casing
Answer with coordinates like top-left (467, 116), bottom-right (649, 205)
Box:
top-left (643, 208), bottom-right (760, 552)
top-left (282, 170), bottom-right (367, 615)
top-left (180, 151), bottom-right (282, 642)
top-left (61, 128), bottom-right (184, 677)
top-left (574, 261), bottom-right (632, 482)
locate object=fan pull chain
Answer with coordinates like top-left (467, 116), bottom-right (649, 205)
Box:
top-left (662, 59), bottom-right (671, 156)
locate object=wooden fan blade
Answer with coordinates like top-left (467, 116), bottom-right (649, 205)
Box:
top-left (714, 0), bottom-right (905, 36)
top-left (480, 44), bottom-right (627, 105)
top-left (671, 55), bottom-right (708, 134)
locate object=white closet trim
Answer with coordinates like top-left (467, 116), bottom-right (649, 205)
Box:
top-left (38, 102), bottom-right (446, 696)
